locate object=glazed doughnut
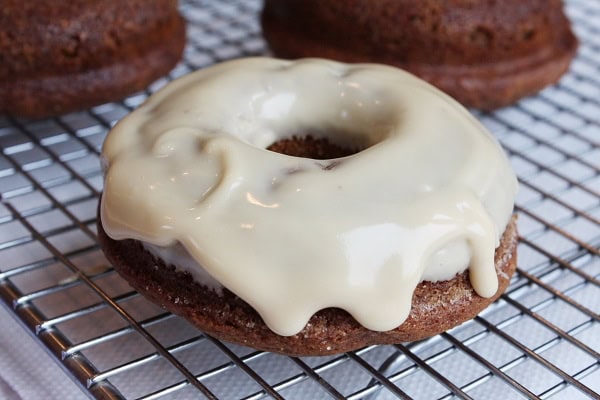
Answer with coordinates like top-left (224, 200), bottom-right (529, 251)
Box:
top-left (98, 58), bottom-right (518, 355)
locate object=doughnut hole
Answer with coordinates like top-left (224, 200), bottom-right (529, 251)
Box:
top-left (266, 134), bottom-right (362, 159)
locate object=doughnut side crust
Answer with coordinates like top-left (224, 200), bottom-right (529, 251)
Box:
top-left (261, 28), bottom-right (576, 111)
top-left (98, 209), bottom-right (517, 356)
top-left (0, 30), bottom-right (184, 119)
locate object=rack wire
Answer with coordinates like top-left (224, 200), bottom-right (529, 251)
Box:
top-left (0, 0), bottom-right (598, 398)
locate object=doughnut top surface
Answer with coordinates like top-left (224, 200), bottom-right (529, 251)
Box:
top-left (101, 58), bottom-right (517, 336)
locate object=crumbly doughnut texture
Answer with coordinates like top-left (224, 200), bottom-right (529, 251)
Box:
top-left (98, 208), bottom-right (517, 356)
top-left (0, 0), bottom-right (185, 118)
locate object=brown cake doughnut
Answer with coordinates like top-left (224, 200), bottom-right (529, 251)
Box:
top-left (0, 0), bottom-right (185, 119)
top-left (97, 58), bottom-right (519, 356)
top-left (98, 193), bottom-right (517, 357)
top-left (98, 135), bottom-right (518, 356)
top-left (261, 0), bottom-right (578, 110)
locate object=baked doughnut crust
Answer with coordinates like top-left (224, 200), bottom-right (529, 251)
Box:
top-left (98, 209), bottom-right (517, 356)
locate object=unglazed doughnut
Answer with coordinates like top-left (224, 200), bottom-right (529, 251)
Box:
top-left (261, 0), bottom-right (578, 110)
top-left (98, 58), bottom-right (518, 355)
top-left (0, 0), bottom-right (185, 118)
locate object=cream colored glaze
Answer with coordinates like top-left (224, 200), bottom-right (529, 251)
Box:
top-left (101, 58), bottom-right (517, 336)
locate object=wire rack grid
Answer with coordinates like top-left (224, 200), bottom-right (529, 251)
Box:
top-left (0, 0), bottom-right (599, 399)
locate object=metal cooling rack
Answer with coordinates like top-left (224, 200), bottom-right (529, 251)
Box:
top-left (0, 0), bottom-right (599, 398)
